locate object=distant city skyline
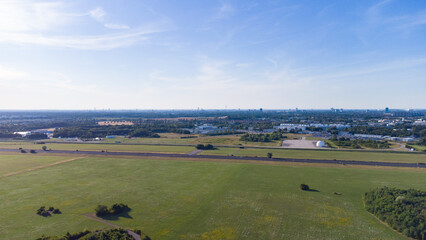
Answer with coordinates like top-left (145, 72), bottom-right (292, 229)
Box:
top-left (0, 0), bottom-right (425, 109)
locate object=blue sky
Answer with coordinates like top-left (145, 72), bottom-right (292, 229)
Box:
top-left (0, 0), bottom-right (425, 110)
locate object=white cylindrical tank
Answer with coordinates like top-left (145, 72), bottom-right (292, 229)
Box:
top-left (316, 141), bottom-right (325, 147)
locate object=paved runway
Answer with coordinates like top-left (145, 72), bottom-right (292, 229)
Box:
top-left (0, 148), bottom-right (424, 168)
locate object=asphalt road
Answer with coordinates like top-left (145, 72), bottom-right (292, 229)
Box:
top-left (1, 148), bottom-right (425, 168)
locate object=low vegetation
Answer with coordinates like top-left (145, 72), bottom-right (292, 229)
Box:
top-left (364, 187), bottom-right (426, 239)
top-left (330, 136), bottom-right (391, 149)
top-left (36, 228), bottom-right (150, 240)
top-left (95, 203), bottom-right (130, 217)
top-left (300, 184), bottom-right (310, 191)
top-left (195, 144), bottom-right (215, 150)
top-left (53, 122), bottom-right (192, 139)
top-left (36, 206), bottom-right (61, 217)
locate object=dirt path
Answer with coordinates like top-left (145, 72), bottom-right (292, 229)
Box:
top-left (1, 157), bottom-right (85, 178)
top-left (83, 213), bottom-right (141, 240)
top-left (230, 148), bottom-right (240, 156)
top-left (393, 143), bottom-right (408, 151)
top-left (188, 149), bottom-right (203, 155)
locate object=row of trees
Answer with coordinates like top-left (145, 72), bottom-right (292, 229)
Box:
top-left (196, 144), bottom-right (215, 150)
top-left (417, 137), bottom-right (426, 146)
top-left (0, 132), bottom-right (48, 140)
top-left (364, 187), bottom-right (426, 239)
top-left (53, 122), bottom-right (193, 139)
top-left (347, 125), bottom-right (426, 138)
top-left (37, 228), bottom-right (151, 240)
top-left (329, 137), bottom-right (390, 149)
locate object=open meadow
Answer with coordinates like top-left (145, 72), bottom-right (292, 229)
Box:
top-left (202, 147), bottom-right (426, 164)
top-left (1, 140), bottom-right (425, 165)
top-left (0, 153), bottom-right (425, 239)
top-left (0, 141), bottom-right (195, 154)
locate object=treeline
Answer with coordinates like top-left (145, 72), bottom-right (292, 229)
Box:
top-left (417, 137), bottom-right (426, 146)
top-left (0, 132), bottom-right (22, 139)
top-left (330, 137), bottom-right (390, 149)
top-left (364, 187), bottom-right (426, 239)
top-left (240, 132), bottom-right (286, 142)
top-left (53, 122), bottom-right (193, 138)
top-left (0, 132), bottom-right (48, 140)
top-left (347, 125), bottom-right (426, 138)
top-left (37, 228), bottom-right (151, 240)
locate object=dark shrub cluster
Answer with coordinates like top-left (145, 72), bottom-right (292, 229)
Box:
top-left (37, 228), bottom-right (150, 240)
top-left (300, 184), bottom-right (310, 191)
top-left (95, 203), bottom-right (130, 217)
top-left (364, 187), bottom-right (426, 239)
top-left (37, 206), bottom-right (61, 217)
top-left (195, 144), bottom-right (214, 150)
top-left (329, 136), bottom-right (390, 149)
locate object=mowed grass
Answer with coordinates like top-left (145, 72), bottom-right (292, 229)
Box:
top-left (0, 142), bottom-right (194, 154)
top-left (0, 155), bottom-right (425, 239)
top-left (101, 134), bottom-right (284, 146)
top-left (200, 147), bottom-right (426, 163)
top-left (0, 154), bottom-right (71, 176)
top-left (1, 141), bottom-right (425, 164)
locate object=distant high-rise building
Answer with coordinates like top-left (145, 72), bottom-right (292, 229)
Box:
top-left (385, 107), bottom-right (389, 113)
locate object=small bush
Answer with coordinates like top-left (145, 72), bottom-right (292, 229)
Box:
top-left (42, 146), bottom-right (47, 151)
top-left (36, 206), bottom-right (51, 217)
top-left (30, 150), bottom-right (37, 153)
top-left (267, 152), bottom-right (272, 158)
top-left (95, 203), bottom-right (130, 217)
top-left (195, 144), bottom-right (214, 150)
top-left (300, 184), bottom-right (310, 191)
top-left (52, 209), bottom-right (61, 214)
top-left (95, 205), bottom-right (109, 217)
top-left (20, 149), bottom-right (26, 153)
top-left (110, 203), bottom-right (130, 214)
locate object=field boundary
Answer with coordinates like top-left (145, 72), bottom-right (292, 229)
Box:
top-left (2, 140), bottom-right (425, 155)
top-left (0, 156), bottom-right (85, 178)
top-left (0, 148), bottom-right (424, 169)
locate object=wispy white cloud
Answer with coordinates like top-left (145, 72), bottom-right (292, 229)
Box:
top-left (215, 1), bottom-right (235, 20)
top-left (0, 1), bottom-right (169, 50)
top-left (0, 0), bottom-right (71, 32)
top-left (0, 26), bottom-right (164, 50)
top-left (104, 23), bottom-right (130, 30)
top-left (89, 7), bottom-right (106, 22)
top-left (0, 65), bottom-right (97, 94)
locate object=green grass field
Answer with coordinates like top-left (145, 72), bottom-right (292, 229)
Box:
top-left (0, 142), bottom-right (194, 154)
top-left (0, 154), bottom-right (71, 176)
top-left (0, 154), bottom-right (425, 239)
top-left (410, 144), bottom-right (426, 152)
top-left (99, 134), bottom-right (284, 147)
top-left (200, 147), bottom-right (426, 163)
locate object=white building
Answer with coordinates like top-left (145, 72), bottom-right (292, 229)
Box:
top-left (192, 124), bottom-right (231, 134)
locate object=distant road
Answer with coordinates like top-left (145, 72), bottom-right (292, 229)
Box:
top-left (0, 148), bottom-right (425, 169)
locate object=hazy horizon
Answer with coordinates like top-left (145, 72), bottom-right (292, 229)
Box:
top-left (1, 0), bottom-right (425, 109)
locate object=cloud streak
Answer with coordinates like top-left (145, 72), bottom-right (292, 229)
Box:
top-left (0, 1), bottom-right (170, 50)
top-left (0, 27), bottom-right (165, 50)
